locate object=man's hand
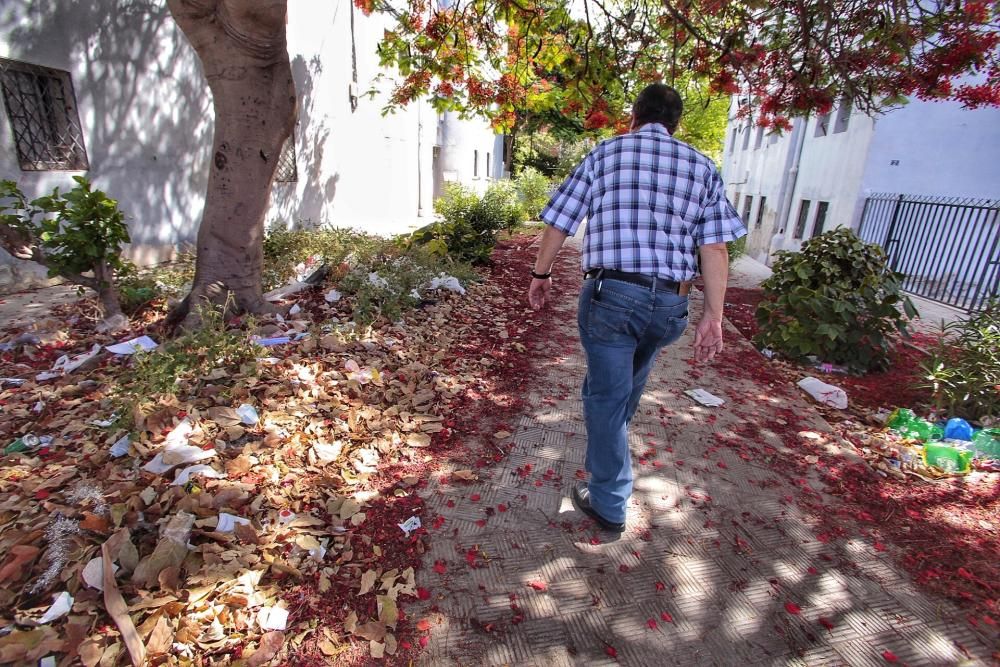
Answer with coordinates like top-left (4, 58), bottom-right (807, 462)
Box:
top-left (693, 317), bottom-right (724, 362)
top-left (528, 277), bottom-right (551, 310)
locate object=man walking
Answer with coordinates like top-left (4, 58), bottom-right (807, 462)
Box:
top-left (527, 83), bottom-right (746, 532)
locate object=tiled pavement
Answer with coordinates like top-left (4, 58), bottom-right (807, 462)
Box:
top-left (414, 244), bottom-right (994, 666)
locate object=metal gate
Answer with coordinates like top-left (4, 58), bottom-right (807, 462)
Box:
top-left (857, 192), bottom-right (1000, 310)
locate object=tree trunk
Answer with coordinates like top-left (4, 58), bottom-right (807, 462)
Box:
top-left (166, 0), bottom-right (296, 328)
top-left (94, 260), bottom-right (127, 332)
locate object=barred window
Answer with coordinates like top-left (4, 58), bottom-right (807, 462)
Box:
top-left (274, 134), bottom-right (297, 183)
top-left (0, 58), bottom-right (88, 171)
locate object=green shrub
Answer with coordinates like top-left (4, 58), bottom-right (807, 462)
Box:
top-left (514, 167), bottom-right (552, 220)
top-left (727, 235), bottom-right (747, 263)
top-left (754, 227), bottom-right (916, 372)
top-left (921, 301), bottom-right (999, 421)
top-left (338, 244), bottom-right (476, 325)
top-left (411, 182), bottom-right (524, 263)
top-left (262, 227), bottom-right (382, 291)
top-left (0, 176), bottom-right (132, 324)
top-left (117, 302), bottom-right (258, 421)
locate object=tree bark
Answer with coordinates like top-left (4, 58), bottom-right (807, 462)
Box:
top-left (166, 0), bottom-right (296, 327)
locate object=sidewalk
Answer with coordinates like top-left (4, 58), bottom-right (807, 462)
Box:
top-left (413, 243), bottom-right (992, 665)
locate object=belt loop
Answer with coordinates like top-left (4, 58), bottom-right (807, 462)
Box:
top-left (650, 276), bottom-right (657, 293)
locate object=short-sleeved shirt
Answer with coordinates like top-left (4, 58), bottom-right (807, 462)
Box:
top-left (540, 123), bottom-right (746, 281)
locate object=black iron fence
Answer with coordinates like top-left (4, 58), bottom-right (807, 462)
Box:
top-left (857, 192), bottom-right (1000, 310)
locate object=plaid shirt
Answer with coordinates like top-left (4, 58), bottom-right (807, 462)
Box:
top-left (540, 123), bottom-right (746, 281)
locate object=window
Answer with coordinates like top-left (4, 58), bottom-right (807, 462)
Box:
top-left (814, 112), bottom-right (831, 137)
top-left (811, 201), bottom-right (829, 237)
top-left (754, 196), bottom-right (767, 229)
top-left (473, 149), bottom-right (478, 177)
top-left (486, 152), bottom-right (491, 179)
top-left (729, 128), bottom-right (737, 152)
top-left (833, 98), bottom-right (852, 134)
top-left (754, 126), bottom-right (764, 149)
top-left (742, 195), bottom-right (754, 226)
top-left (741, 125), bottom-right (751, 150)
top-left (274, 134), bottom-right (297, 182)
top-left (792, 199), bottom-right (812, 239)
top-left (0, 58), bottom-right (88, 171)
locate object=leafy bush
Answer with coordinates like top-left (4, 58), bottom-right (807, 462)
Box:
top-left (118, 302), bottom-right (258, 421)
top-left (411, 182), bottom-right (524, 263)
top-left (262, 227), bottom-right (382, 291)
top-left (0, 176), bottom-right (133, 326)
top-left (514, 167), bottom-right (552, 220)
top-left (727, 235), bottom-right (747, 262)
top-left (754, 227), bottom-right (916, 372)
top-left (338, 245), bottom-right (475, 325)
top-left (921, 301), bottom-right (999, 421)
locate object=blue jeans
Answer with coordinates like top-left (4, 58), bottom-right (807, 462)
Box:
top-left (577, 276), bottom-right (689, 523)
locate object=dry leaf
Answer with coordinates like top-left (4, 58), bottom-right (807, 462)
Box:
top-left (359, 569), bottom-right (378, 596)
top-left (102, 530), bottom-right (146, 667)
top-left (452, 470), bottom-right (477, 481)
top-left (406, 433), bottom-right (431, 448)
top-left (354, 621), bottom-right (386, 642)
top-left (206, 406), bottom-right (242, 427)
top-left (493, 430), bottom-right (511, 439)
top-left (247, 631), bottom-right (284, 667)
top-left (319, 639), bottom-right (339, 656)
top-left (370, 640), bottom-right (385, 659)
top-left (377, 595), bottom-right (398, 628)
top-left (145, 616), bottom-right (173, 655)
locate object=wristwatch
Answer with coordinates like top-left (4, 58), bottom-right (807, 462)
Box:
top-left (531, 270), bottom-right (551, 279)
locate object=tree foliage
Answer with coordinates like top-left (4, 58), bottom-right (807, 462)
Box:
top-left (365, 0), bottom-right (999, 133)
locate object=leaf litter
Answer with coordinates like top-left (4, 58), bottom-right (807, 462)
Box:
top-left (0, 236), bottom-right (558, 665)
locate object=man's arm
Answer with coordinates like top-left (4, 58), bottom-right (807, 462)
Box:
top-left (693, 242), bottom-right (729, 362)
top-left (528, 225), bottom-right (569, 310)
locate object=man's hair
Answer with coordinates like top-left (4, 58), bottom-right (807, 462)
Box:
top-left (633, 84), bottom-right (683, 133)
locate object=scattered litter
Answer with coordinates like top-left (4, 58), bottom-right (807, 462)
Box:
top-left (106, 335), bottom-right (158, 355)
top-left (38, 591), bottom-right (73, 624)
top-left (172, 464), bottom-right (226, 486)
top-left (312, 441), bottom-right (343, 464)
top-left (132, 513), bottom-right (194, 588)
top-left (258, 606), bottom-right (289, 631)
top-left (943, 417), bottom-right (973, 441)
top-left (4, 434), bottom-right (52, 456)
top-left (236, 404), bottom-right (259, 425)
top-left (684, 388), bottom-right (725, 407)
top-left (428, 274), bottom-right (466, 294)
top-left (278, 509), bottom-right (296, 524)
top-left (215, 513), bottom-right (252, 533)
top-left (759, 347), bottom-right (775, 359)
top-left (797, 377), bottom-right (848, 409)
top-left (29, 517), bottom-right (79, 594)
top-left (89, 415), bottom-right (117, 427)
top-left (143, 420), bottom-right (215, 475)
top-left (39, 657), bottom-right (56, 667)
top-left (398, 516), bottom-right (421, 536)
top-left (0, 377), bottom-right (26, 387)
top-left (253, 333), bottom-right (308, 347)
top-left (923, 442), bottom-right (973, 474)
top-left (345, 359), bottom-right (380, 385)
top-left (36, 343), bottom-right (102, 380)
top-left (887, 408), bottom-right (942, 441)
top-left (65, 483), bottom-right (108, 516)
top-left (288, 303), bottom-right (302, 316)
top-left (409, 289), bottom-right (421, 300)
top-left (109, 434), bottom-right (131, 458)
top-left (368, 273), bottom-right (389, 289)
top-left (324, 288), bottom-right (342, 303)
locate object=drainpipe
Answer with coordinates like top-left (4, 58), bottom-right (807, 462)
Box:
top-left (770, 116), bottom-right (808, 263)
top-left (417, 101), bottom-right (424, 217)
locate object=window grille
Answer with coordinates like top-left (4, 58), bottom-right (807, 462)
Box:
top-left (0, 58), bottom-right (88, 171)
top-left (742, 195), bottom-right (754, 226)
top-left (754, 126), bottom-right (764, 149)
top-left (274, 134), bottom-right (297, 182)
top-left (811, 201), bottom-right (830, 237)
top-left (833, 98), bottom-right (851, 133)
top-left (755, 196), bottom-right (767, 228)
top-left (793, 199), bottom-right (812, 238)
top-left (814, 113), bottom-right (831, 137)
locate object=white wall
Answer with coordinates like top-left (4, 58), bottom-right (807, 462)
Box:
top-left (0, 0), bottom-right (501, 290)
top-left (721, 104), bottom-right (797, 262)
top-left (0, 0), bottom-right (211, 286)
top-left (859, 96), bottom-right (1000, 200)
top-left (437, 110), bottom-right (503, 195)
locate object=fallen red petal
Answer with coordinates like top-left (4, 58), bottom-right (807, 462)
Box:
top-left (882, 650), bottom-right (898, 662)
top-left (660, 611), bottom-right (673, 623)
top-left (784, 601), bottom-right (802, 615)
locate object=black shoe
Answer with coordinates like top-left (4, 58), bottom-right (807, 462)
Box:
top-left (572, 484), bottom-right (625, 532)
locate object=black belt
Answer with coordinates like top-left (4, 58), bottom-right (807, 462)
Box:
top-left (584, 268), bottom-right (682, 293)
